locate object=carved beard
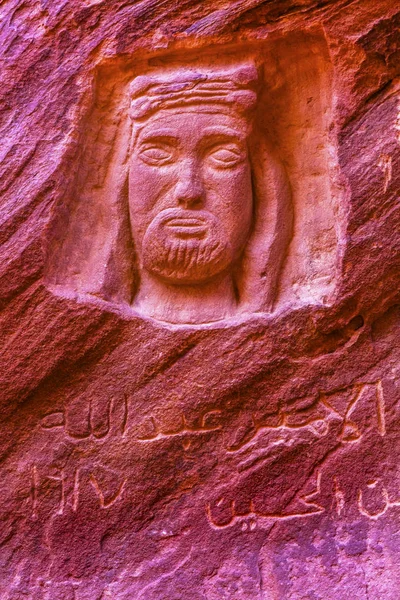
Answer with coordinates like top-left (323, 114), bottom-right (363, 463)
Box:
top-left (141, 209), bottom-right (233, 284)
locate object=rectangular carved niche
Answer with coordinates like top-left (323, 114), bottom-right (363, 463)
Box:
top-left (45, 29), bottom-right (345, 325)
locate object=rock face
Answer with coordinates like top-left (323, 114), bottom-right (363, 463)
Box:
top-left (1, 1), bottom-right (400, 598)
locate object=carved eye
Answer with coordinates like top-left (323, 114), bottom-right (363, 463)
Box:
top-left (208, 144), bottom-right (244, 168)
top-left (139, 145), bottom-right (174, 165)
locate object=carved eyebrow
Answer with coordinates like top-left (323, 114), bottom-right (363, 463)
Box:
top-left (199, 132), bottom-right (247, 152)
top-left (137, 133), bottom-right (178, 145)
top-left (201, 126), bottom-right (246, 141)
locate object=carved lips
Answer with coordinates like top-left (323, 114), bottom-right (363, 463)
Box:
top-left (160, 209), bottom-right (210, 240)
top-left (164, 215), bottom-right (208, 239)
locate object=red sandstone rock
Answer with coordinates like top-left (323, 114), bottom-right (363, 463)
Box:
top-left (0, 1), bottom-right (400, 598)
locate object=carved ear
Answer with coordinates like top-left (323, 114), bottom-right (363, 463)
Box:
top-left (238, 134), bottom-right (293, 313)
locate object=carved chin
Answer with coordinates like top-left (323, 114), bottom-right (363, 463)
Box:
top-left (141, 218), bottom-right (233, 284)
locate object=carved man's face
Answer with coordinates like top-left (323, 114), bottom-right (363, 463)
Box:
top-left (129, 109), bottom-right (253, 284)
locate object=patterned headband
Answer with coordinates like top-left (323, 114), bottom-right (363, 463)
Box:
top-left (130, 64), bottom-right (259, 120)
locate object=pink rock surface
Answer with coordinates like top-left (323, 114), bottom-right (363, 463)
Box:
top-left (1, 1), bottom-right (400, 598)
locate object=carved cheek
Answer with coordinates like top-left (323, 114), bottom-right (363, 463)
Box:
top-left (204, 164), bottom-right (252, 212)
top-left (130, 161), bottom-right (177, 211)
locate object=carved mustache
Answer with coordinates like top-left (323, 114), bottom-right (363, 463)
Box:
top-left (150, 208), bottom-right (216, 230)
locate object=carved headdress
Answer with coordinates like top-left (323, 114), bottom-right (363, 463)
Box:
top-left (129, 64), bottom-right (259, 121)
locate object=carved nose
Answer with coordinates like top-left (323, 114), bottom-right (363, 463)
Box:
top-left (175, 163), bottom-right (204, 208)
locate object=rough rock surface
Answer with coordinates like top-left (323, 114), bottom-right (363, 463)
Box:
top-left (1, 0), bottom-right (400, 598)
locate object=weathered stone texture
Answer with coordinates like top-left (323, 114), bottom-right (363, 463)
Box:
top-left (1, 0), bottom-right (400, 598)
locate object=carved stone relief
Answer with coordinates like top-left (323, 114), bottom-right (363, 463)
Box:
top-left (45, 33), bottom-right (342, 324)
top-left (1, 3), bottom-right (400, 599)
